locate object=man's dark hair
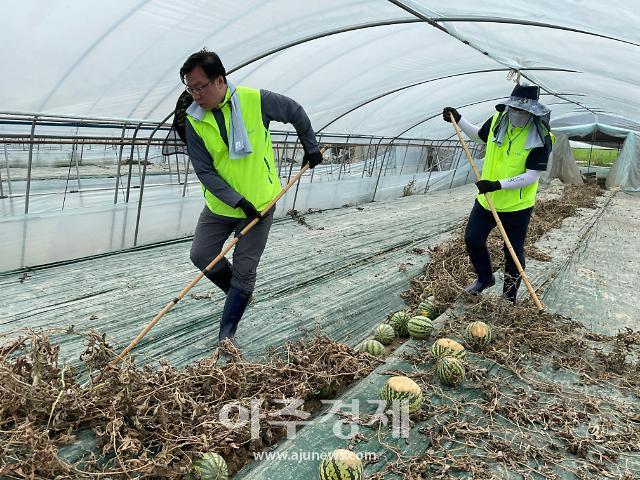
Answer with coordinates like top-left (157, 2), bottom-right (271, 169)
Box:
top-left (180, 49), bottom-right (226, 84)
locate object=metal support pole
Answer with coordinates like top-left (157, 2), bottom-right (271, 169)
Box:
top-left (24, 117), bottom-right (37, 214)
top-left (370, 138), bottom-right (384, 177)
top-left (416, 140), bottom-right (427, 174)
top-left (175, 154), bottom-right (181, 185)
top-left (587, 129), bottom-right (596, 175)
top-left (362, 136), bottom-right (375, 178)
top-left (383, 145), bottom-right (393, 176)
top-left (114, 124), bottom-right (127, 204)
top-left (338, 135), bottom-right (350, 181)
top-left (181, 154), bottom-right (190, 197)
top-left (424, 139), bottom-right (446, 194)
top-left (371, 139), bottom-right (391, 202)
top-left (399, 141), bottom-right (410, 175)
top-left (133, 113), bottom-right (172, 246)
top-left (3, 143), bottom-right (12, 197)
top-left (309, 133), bottom-right (322, 184)
top-left (125, 123), bottom-right (142, 203)
top-left (448, 149), bottom-right (462, 189)
top-left (75, 143), bottom-right (83, 193)
top-left (286, 140), bottom-right (300, 184)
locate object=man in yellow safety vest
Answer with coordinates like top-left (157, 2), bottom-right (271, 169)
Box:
top-left (179, 49), bottom-right (322, 357)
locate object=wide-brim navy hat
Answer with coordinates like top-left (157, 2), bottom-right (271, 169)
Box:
top-left (496, 84), bottom-right (550, 117)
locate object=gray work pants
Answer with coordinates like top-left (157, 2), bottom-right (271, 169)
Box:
top-left (190, 206), bottom-right (274, 292)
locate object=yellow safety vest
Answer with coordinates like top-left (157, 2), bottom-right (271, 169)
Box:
top-left (478, 112), bottom-right (542, 212)
top-left (187, 86), bottom-right (282, 218)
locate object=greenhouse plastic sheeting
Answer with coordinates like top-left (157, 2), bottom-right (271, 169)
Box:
top-left (607, 133), bottom-right (640, 191)
top-left (541, 133), bottom-right (583, 185)
top-left (0, 163), bottom-right (475, 271)
top-left (553, 119), bottom-right (640, 139)
top-left (1, 1), bottom-right (639, 138)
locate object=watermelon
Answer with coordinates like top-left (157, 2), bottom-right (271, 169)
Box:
top-left (315, 381), bottom-right (337, 399)
top-left (431, 338), bottom-right (466, 360)
top-left (389, 311), bottom-right (411, 337)
top-left (191, 452), bottom-right (228, 480)
top-left (407, 315), bottom-right (433, 340)
top-left (417, 297), bottom-right (439, 320)
top-left (320, 449), bottom-right (363, 480)
top-left (356, 339), bottom-right (385, 357)
top-left (464, 321), bottom-right (493, 350)
top-left (380, 375), bottom-right (423, 413)
top-left (436, 356), bottom-right (466, 387)
top-left (374, 323), bottom-right (395, 345)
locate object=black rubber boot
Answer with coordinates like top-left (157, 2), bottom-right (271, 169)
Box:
top-left (464, 275), bottom-right (496, 295)
top-left (218, 285), bottom-right (252, 343)
top-left (206, 261), bottom-right (232, 294)
top-left (502, 273), bottom-right (521, 304)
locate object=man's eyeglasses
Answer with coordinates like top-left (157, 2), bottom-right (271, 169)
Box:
top-left (185, 80), bottom-right (212, 95)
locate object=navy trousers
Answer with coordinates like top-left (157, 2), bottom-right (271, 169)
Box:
top-left (190, 206), bottom-right (274, 293)
top-left (464, 200), bottom-right (533, 301)
top-left (190, 206), bottom-right (274, 341)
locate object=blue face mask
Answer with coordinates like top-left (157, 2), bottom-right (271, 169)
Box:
top-left (508, 108), bottom-right (531, 128)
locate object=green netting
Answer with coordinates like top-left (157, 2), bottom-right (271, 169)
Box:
top-left (0, 187), bottom-right (471, 370)
top-left (2, 185), bottom-right (638, 478)
top-left (236, 187), bottom-right (640, 479)
top-left (237, 299), bottom-right (639, 479)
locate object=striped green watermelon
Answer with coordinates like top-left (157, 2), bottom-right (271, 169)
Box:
top-left (389, 311), bottom-right (411, 337)
top-left (374, 323), bottom-right (395, 345)
top-left (407, 315), bottom-right (433, 340)
top-left (431, 338), bottom-right (466, 360)
top-left (356, 339), bottom-right (385, 357)
top-left (315, 381), bottom-right (337, 399)
top-left (320, 449), bottom-right (363, 480)
top-left (191, 452), bottom-right (228, 480)
top-left (436, 356), bottom-right (465, 387)
top-left (464, 321), bottom-right (493, 350)
top-left (417, 297), bottom-right (439, 319)
top-left (380, 375), bottom-right (423, 413)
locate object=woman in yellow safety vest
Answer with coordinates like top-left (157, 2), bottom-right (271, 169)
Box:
top-left (443, 84), bottom-right (553, 303)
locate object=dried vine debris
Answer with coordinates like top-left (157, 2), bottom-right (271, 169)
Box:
top-left (367, 298), bottom-right (640, 479)
top-left (402, 183), bottom-right (603, 310)
top-left (0, 329), bottom-right (377, 478)
top-left (378, 183), bottom-right (639, 478)
top-left (286, 208), bottom-right (325, 230)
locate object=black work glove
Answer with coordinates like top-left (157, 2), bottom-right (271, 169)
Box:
top-left (442, 107), bottom-right (461, 123)
top-left (302, 151), bottom-right (323, 169)
top-left (475, 179), bottom-right (502, 194)
top-left (236, 198), bottom-right (262, 221)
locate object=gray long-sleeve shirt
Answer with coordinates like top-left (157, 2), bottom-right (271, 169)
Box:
top-left (186, 89), bottom-right (320, 208)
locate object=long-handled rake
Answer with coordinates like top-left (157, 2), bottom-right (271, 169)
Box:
top-left (105, 162), bottom-right (315, 373)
